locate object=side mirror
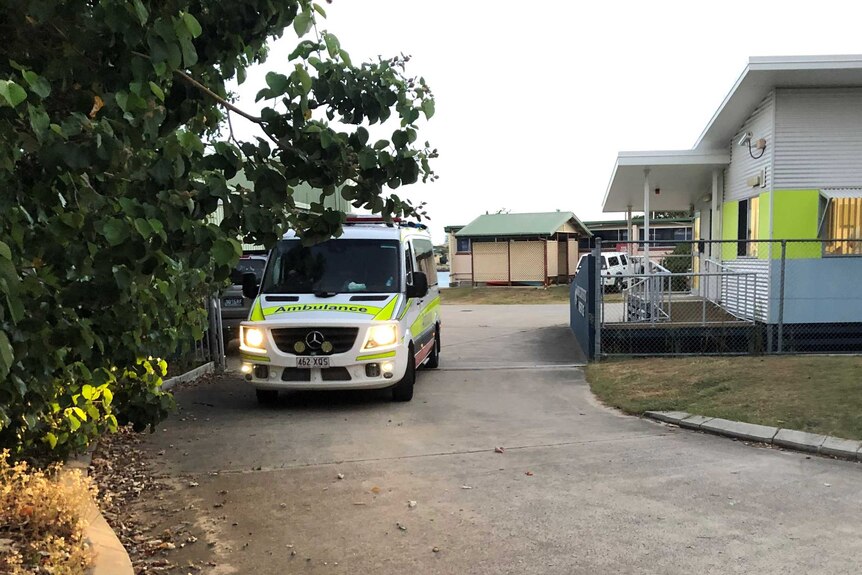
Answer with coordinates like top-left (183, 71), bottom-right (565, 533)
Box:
top-left (242, 273), bottom-right (259, 299)
top-left (406, 271), bottom-right (429, 299)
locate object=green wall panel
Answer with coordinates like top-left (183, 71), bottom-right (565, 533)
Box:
top-left (772, 190), bottom-right (821, 259)
top-left (721, 201), bottom-right (738, 260)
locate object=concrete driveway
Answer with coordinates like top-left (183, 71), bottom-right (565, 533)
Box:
top-left (144, 304), bottom-right (862, 574)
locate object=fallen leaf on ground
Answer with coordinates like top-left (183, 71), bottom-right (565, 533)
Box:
top-left (461, 485), bottom-right (473, 490)
top-left (407, 500), bottom-right (417, 508)
top-left (494, 447), bottom-right (505, 453)
top-left (525, 471), bottom-right (534, 476)
top-left (371, 486), bottom-right (381, 494)
top-left (337, 473), bottom-right (345, 480)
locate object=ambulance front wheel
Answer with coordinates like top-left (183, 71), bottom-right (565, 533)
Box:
top-left (391, 344), bottom-right (416, 402)
top-left (425, 326), bottom-right (440, 369)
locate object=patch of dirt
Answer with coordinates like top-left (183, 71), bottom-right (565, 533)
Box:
top-left (90, 430), bottom-right (220, 574)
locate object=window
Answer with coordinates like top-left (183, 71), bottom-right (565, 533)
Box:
top-left (261, 239), bottom-right (401, 294)
top-left (824, 197), bottom-right (862, 255)
top-left (413, 238), bottom-right (438, 286)
top-left (619, 254), bottom-right (628, 266)
top-left (607, 256), bottom-right (620, 267)
top-left (456, 237), bottom-right (471, 253)
top-left (737, 197), bottom-right (759, 257)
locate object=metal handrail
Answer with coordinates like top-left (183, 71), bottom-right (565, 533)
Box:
top-left (619, 269), bottom-right (759, 325)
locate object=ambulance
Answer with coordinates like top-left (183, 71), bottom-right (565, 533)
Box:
top-left (238, 216), bottom-right (441, 403)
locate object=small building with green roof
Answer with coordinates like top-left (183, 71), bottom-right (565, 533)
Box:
top-left (447, 211), bottom-right (591, 286)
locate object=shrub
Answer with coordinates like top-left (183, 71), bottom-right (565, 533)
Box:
top-left (0, 450), bottom-right (94, 574)
top-left (0, 0), bottom-right (434, 459)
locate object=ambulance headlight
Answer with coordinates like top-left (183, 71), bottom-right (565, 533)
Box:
top-left (364, 325), bottom-right (398, 349)
top-left (241, 327), bottom-right (265, 350)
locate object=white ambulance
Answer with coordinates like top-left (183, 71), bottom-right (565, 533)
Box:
top-left (238, 216), bottom-right (441, 403)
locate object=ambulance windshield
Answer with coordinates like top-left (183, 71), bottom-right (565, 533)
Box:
top-left (261, 239), bottom-right (401, 295)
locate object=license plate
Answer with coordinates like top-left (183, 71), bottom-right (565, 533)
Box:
top-left (296, 356), bottom-right (330, 369)
top-left (223, 297), bottom-right (244, 308)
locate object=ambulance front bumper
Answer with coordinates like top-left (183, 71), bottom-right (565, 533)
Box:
top-left (238, 321), bottom-right (409, 390)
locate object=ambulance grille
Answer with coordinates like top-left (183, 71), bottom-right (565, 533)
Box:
top-left (271, 328), bottom-right (359, 355)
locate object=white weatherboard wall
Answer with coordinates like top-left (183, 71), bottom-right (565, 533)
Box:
top-left (720, 259), bottom-right (771, 323)
top-left (774, 88), bottom-right (862, 189)
top-left (725, 92), bottom-right (774, 203)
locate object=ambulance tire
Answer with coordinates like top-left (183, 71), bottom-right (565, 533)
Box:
top-left (255, 389), bottom-right (279, 405)
top-left (391, 344), bottom-right (415, 402)
top-left (425, 327), bottom-right (440, 369)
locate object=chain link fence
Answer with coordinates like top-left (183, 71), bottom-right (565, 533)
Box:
top-left (594, 238), bottom-right (862, 356)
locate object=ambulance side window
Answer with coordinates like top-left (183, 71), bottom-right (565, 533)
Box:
top-left (405, 244), bottom-right (414, 287)
top-left (412, 239), bottom-right (438, 287)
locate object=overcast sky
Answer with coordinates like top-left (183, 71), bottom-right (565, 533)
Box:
top-left (229, 0), bottom-right (862, 243)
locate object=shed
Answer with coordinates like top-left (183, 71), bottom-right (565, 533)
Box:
top-left (454, 212), bottom-right (591, 286)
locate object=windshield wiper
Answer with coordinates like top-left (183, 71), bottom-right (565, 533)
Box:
top-left (313, 290), bottom-right (338, 298)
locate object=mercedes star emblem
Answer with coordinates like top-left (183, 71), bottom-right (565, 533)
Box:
top-left (305, 331), bottom-right (325, 350)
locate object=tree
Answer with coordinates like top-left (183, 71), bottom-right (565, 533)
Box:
top-left (0, 0), bottom-right (436, 459)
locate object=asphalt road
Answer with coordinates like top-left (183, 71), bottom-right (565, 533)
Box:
top-left (143, 304), bottom-right (862, 574)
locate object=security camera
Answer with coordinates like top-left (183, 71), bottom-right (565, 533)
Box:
top-left (738, 132), bottom-right (752, 147)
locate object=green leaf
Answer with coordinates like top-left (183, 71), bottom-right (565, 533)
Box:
top-left (265, 72), bottom-right (290, 94)
top-left (212, 239), bottom-right (238, 266)
top-left (320, 130), bottom-right (332, 149)
top-left (179, 35), bottom-right (198, 67)
top-left (22, 71), bottom-right (51, 99)
top-left (373, 139), bottom-right (389, 150)
top-left (355, 126), bottom-right (369, 146)
top-left (0, 331), bottom-right (13, 380)
top-left (132, 0), bottom-right (148, 25)
top-left (0, 80), bottom-right (27, 107)
top-left (45, 432), bottom-right (58, 449)
top-left (81, 384), bottom-right (96, 400)
top-left (295, 67), bottom-right (312, 95)
top-left (0, 240), bottom-right (10, 260)
top-left (293, 9), bottom-right (313, 37)
top-left (134, 218), bottom-right (153, 238)
top-left (72, 406), bottom-right (87, 421)
top-left (102, 219), bottom-right (129, 246)
top-left (323, 32), bottom-right (340, 58)
top-left (28, 105), bottom-right (50, 137)
top-left (312, 3), bottom-right (327, 17)
top-left (421, 99), bottom-right (435, 119)
top-left (68, 414), bottom-right (80, 431)
top-left (358, 150), bottom-right (377, 170)
top-left (148, 81), bottom-right (165, 102)
top-left (181, 12), bottom-right (202, 38)
top-left (392, 130), bottom-right (408, 149)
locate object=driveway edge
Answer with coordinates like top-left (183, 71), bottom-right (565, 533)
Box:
top-left (66, 450), bottom-right (134, 575)
top-left (643, 411), bottom-right (862, 462)
top-left (161, 361), bottom-right (214, 391)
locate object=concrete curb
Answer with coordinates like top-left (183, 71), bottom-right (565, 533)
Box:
top-left (161, 361), bottom-right (214, 391)
top-left (644, 411), bottom-right (862, 462)
top-left (66, 450), bottom-right (134, 575)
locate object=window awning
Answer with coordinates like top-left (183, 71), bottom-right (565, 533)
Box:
top-left (821, 188), bottom-right (862, 199)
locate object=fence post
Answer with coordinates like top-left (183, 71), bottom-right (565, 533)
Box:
top-left (777, 240), bottom-right (786, 353)
top-left (214, 296), bottom-right (226, 373)
top-left (507, 240), bottom-right (512, 287)
top-left (593, 238), bottom-right (602, 360)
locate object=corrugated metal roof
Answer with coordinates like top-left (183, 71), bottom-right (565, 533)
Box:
top-left (456, 211), bottom-right (590, 237)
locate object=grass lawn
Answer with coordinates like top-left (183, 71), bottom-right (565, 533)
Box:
top-left (586, 356), bottom-right (862, 440)
top-left (441, 286), bottom-right (624, 305)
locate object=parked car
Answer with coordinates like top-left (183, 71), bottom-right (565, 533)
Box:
top-left (576, 251), bottom-right (633, 291)
top-left (222, 253), bottom-right (268, 344)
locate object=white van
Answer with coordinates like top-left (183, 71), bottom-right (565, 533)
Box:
top-left (238, 216), bottom-right (441, 404)
top-left (576, 251), bottom-right (632, 291)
